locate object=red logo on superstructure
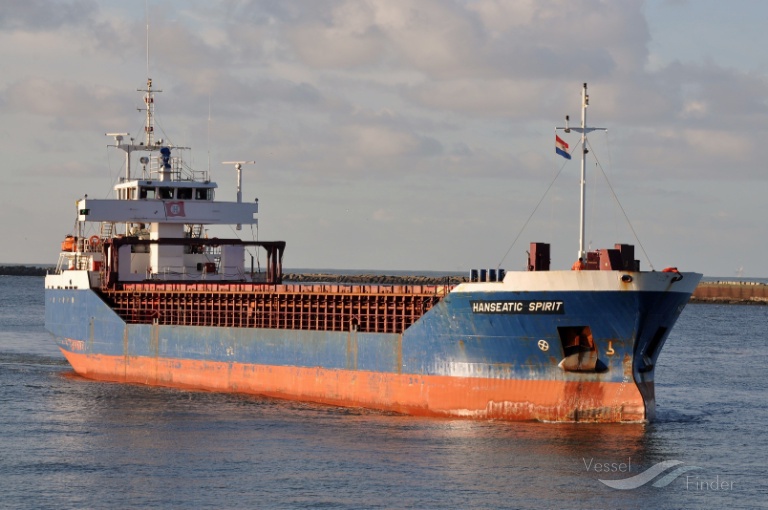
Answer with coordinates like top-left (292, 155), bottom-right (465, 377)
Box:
top-left (165, 201), bottom-right (186, 217)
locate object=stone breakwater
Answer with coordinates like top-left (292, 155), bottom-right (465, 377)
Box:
top-left (690, 281), bottom-right (768, 305)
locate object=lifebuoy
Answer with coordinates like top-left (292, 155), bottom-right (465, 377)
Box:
top-left (89, 235), bottom-right (101, 248)
top-left (663, 266), bottom-right (684, 282)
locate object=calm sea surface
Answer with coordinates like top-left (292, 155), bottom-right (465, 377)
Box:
top-left (1, 275), bottom-right (766, 509)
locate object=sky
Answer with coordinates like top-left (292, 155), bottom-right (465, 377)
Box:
top-left (0, 0), bottom-right (766, 276)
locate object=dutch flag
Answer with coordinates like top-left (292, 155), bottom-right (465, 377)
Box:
top-left (555, 135), bottom-right (571, 160)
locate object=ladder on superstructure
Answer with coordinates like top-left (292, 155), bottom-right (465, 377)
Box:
top-left (100, 222), bottom-right (115, 240)
top-left (189, 224), bottom-right (204, 238)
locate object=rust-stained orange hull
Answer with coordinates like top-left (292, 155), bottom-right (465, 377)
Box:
top-left (61, 348), bottom-right (649, 423)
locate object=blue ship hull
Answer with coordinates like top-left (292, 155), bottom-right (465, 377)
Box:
top-left (45, 271), bottom-right (699, 422)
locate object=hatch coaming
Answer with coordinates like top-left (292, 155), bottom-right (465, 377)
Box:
top-left (98, 280), bottom-right (448, 335)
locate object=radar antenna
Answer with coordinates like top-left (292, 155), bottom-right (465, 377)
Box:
top-left (222, 161), bottom-right (256, 230)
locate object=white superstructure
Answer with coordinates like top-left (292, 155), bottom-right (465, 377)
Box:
top-left (50, 78), bottom-right (262, 286)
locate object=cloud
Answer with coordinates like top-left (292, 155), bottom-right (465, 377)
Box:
top-left (0, 0), bottom-right (97, 31)
top-left (402, 79), bottom-right (560, 118)
top-left (1, 0), bottom-right (767, 274)
top-left (372, 208), bottom-right (394, 222)
top-left (275, 0), bottom-right (647, 81)
top-left (341, 122), bottom-right (442, 159)
top-left (1, 77), bottom-right (128, 131)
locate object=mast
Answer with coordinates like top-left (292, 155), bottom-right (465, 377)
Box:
top-left (578, 84), bottom-right (588, 261)
top-left (557, 83), bottom-right (606, 261)
top-left (138, 78), bottom-right (160, 148)
top-left (106, 79), bottom-right (163, 182)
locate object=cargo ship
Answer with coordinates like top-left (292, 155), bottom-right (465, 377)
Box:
top-left (45, 81), bottom-right (701, 422)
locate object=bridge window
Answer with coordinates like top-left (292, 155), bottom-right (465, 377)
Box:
top-left (177, 188), bottom-right (193, 200)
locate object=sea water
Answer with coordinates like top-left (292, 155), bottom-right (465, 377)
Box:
top-left (0, 275), bottom-right (766, 509)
